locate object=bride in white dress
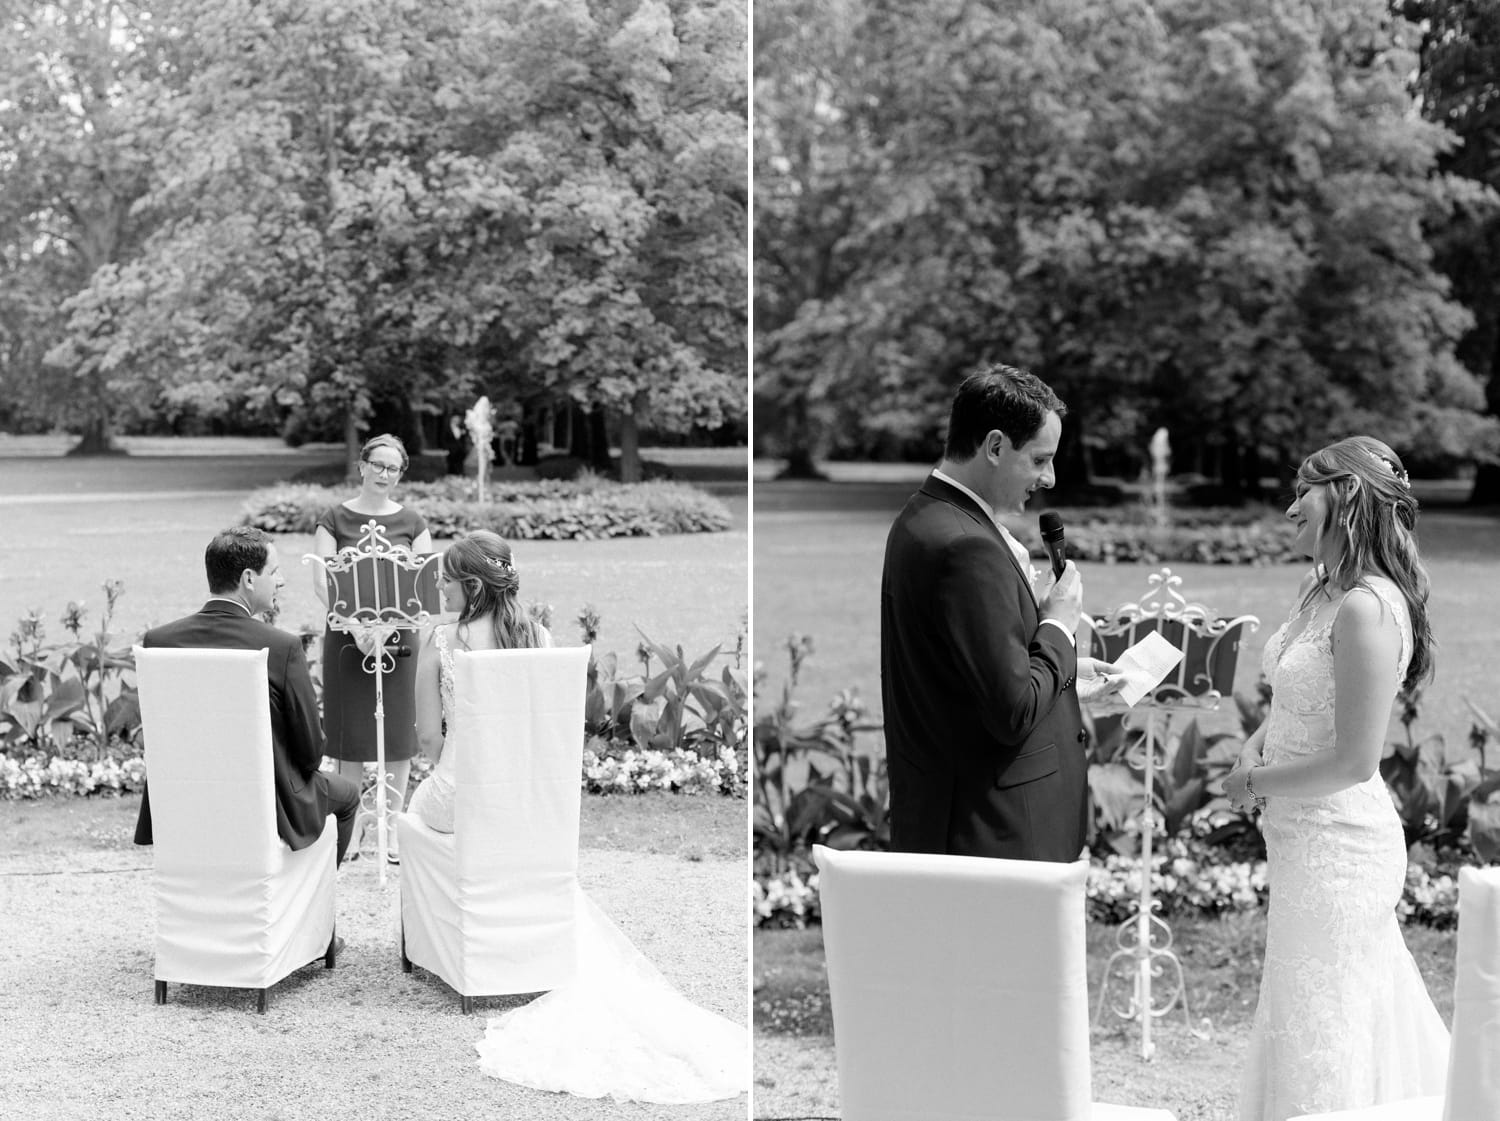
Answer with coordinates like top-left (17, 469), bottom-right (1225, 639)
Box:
top-left (407, 531), bottom-right (746, 1104)
top-left (1224, 437), bottom-right (1448, 1121)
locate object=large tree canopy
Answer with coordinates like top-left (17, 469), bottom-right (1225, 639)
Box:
top-left (755, 0), bottom-right (1500, 489)
top-left (1398, 0), bottom-right (1500, 502)
top-left (3, 0), bottom-right (746, 478)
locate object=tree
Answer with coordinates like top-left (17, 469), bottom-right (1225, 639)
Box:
top-left (1398, 0), bottom-right (1500, 501)
top-left (753, 0), bottom-right (1498, 486)
top-left (0, 0), bottom-right (191, 451)
top-left (39, 0), bottom-right (745, 478)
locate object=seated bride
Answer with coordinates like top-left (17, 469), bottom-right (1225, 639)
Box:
top-left (407, 530), bottom-right (550, 833)
top-left (406, 531), bottom-right (746, 1104)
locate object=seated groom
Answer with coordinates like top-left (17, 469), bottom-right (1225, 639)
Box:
top-left (133, 526), bottom-right (361, 865)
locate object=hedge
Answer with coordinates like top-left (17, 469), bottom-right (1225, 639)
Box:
top-left (240, 477), bottom-right (732, 540)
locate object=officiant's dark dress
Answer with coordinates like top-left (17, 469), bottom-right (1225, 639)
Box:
top-left (316, 504), bottom-right (429, 764)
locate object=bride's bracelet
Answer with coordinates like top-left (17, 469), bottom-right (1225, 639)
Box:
top-left (1245, 765), bottom-right (1267, 812)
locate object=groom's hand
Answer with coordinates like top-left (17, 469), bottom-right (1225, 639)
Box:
top-left (1040, 560), bottom-right (1083, 636)
top-left (1076, 657), bottom-right (1124, 703)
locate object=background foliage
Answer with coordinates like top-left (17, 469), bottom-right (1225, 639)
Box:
top-left (754, 0), bottom-right (1500, 498)
top-left (0, 0), bottom-right (747, 479)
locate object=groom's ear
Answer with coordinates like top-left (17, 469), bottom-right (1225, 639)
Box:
top-left (985, 430), bottom-right (1009, 461)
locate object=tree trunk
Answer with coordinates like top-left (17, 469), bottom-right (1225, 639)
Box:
top-left (618, 399), bottom-right (643, 483)
top-left (773, 396), bottom-right (826, 479)
top-left (776, 446), bottom-right (825, 479)
top-left (1469, 463), bottom-right (1500, 506)
top-left (66, 414), bottom-right (122, 456)
top-left (587, 405), bottom-right (612, 473)
top-left (343, 406), bottom-right (360, 481)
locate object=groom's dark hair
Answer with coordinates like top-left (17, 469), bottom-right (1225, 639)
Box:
top-left (205, 526), bottom-right (272, 593)
top-left (943, 363), bottom-right (1066, 460)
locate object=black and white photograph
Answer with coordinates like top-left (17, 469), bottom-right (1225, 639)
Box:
top-left (0, 1), bottom-right (749, 1117)
top-left (752, 2), bottom-right (1500, 1120)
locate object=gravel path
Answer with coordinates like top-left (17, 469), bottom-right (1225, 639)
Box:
top-left (1, 846), bottom-right (747, 1120)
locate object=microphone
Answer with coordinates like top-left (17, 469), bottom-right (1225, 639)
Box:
top-left (1039, 512), bottom-right (1067, 579)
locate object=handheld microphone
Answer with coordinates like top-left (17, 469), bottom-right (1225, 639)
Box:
top-left (1039, 512), bottom-right (1067, 579)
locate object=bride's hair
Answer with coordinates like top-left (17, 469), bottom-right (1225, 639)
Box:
top-left (442, 531), bottom-right (542, 652)
top-left (1297, 435), bottom-right (1432, 690)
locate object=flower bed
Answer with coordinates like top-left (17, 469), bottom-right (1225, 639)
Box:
top-left (752, 835), bottom-right (1464, 929)
top-left (582, 743), bottom-right (744, 796)
top-left (241, 477), bottom-right (732, 540)
top-left (0, 747), bottom-right (747, 800)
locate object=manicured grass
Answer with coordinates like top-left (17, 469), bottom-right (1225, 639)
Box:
top-left (753, 917), bottom-right (1457, 1121)
top-left (0, 445), bottom-right (747, 672)
top-left (753, 479), bottom-right (1500, 760)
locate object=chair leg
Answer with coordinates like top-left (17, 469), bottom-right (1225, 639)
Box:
top-left (256, 988), bottom-right (268, 1014)
top-left (154, 980), bottom-right (167, 1005)
top-left (461, 995), bottom-right (474, 1015)
top-left (325, 925), bottom-right (337, 969)
top-left (400, 922), bottom-right (412, 974)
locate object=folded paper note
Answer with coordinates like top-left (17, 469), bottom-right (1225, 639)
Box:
top-left (1113, 629), bottom-right (1185, 707)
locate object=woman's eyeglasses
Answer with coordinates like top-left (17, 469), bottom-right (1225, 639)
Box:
top-left (365, 462), bottom-right (402, 477)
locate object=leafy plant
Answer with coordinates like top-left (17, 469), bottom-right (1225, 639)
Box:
top-left (56, 581), bottom-right (141, 751)
top-left (1, 585), bottom-right (142, 758)
top-left (753, 635), bottom-right (887, 876)
top-left (1457, 697), bottom-right (1500, 863)
top-left (1085, 707), bottom-right (1252, 858)
top-left (1379, 684), bottom-right (1495, 855)
top-left (576, 610), bottom-right (746, 790)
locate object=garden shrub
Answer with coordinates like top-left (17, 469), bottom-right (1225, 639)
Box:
top-left (1013, 506), bottom-right (1301, 565)
top-left (240, 477), bottom-right (732, 540)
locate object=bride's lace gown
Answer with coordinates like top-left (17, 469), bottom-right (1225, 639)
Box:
top-left (1240, 576), bottom-right (1448, 1121)
top-left (409, 622), bottom-right (747, 1102)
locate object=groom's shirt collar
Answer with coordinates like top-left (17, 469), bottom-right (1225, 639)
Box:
top-left (931, 468), bottom-right (996, 524)
top-left (930, 469), bottom-right (1072, 647)
top-left (204, 597), bottom-right (253, 616)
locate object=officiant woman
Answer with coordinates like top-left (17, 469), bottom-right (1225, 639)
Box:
top-left (312, 433), bottom-right (433, 863)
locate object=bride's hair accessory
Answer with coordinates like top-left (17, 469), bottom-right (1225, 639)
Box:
top-left (486, 554), bottom-right (516, 574)
top-left (1366, 448), bottom-right (1410, 489)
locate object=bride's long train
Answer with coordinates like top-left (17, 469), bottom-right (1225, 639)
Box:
top-left (474, 888), bottom-right (748, 1103)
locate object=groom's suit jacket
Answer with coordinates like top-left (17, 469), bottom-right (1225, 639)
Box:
top-left (132, 600), bottom-right (329, 852)
top-left (880, 474), bottom-right (1087, 861)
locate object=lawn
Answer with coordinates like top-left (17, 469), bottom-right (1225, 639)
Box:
top-left (753, 476), bottom-right (1500, 763)
top-left (0, 440), bottom-right (748, 673)
top-left (752, 916), bottom-right (1457, 1121)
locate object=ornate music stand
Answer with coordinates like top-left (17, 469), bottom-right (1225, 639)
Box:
top-left (1086, 567), bottom-right (1258, 1060)
top-left (306, 521), bottom-right (442, 885)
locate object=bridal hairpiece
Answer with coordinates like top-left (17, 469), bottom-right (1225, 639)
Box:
top-left (1366, 449), bottom-right (1410, 489)
top-left (486, 554), bottom-right (516, 574)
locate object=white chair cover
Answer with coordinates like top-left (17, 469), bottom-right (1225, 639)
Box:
top-left (813, 846), bottom-right (1175, 1121)
top-left (136, 647), bottom-right (336, 996)
top-left (1291, 865), bottom-right (1500, 1121)
top-left (398, 645), bottom-right (590, 1001)
top-left (1446, 865), bottom-right (1500, 1121)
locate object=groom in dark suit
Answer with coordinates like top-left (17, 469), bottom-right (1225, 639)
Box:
top-left (881, 364), bottom-right (1112, 862)
top-left (133, 526), bottom-right (360, 864)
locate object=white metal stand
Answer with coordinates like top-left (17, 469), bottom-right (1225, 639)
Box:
top-left (1087, 567), bottom-right (1258, 1059)
top-left (306, 521), bottom-right (441, 886)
